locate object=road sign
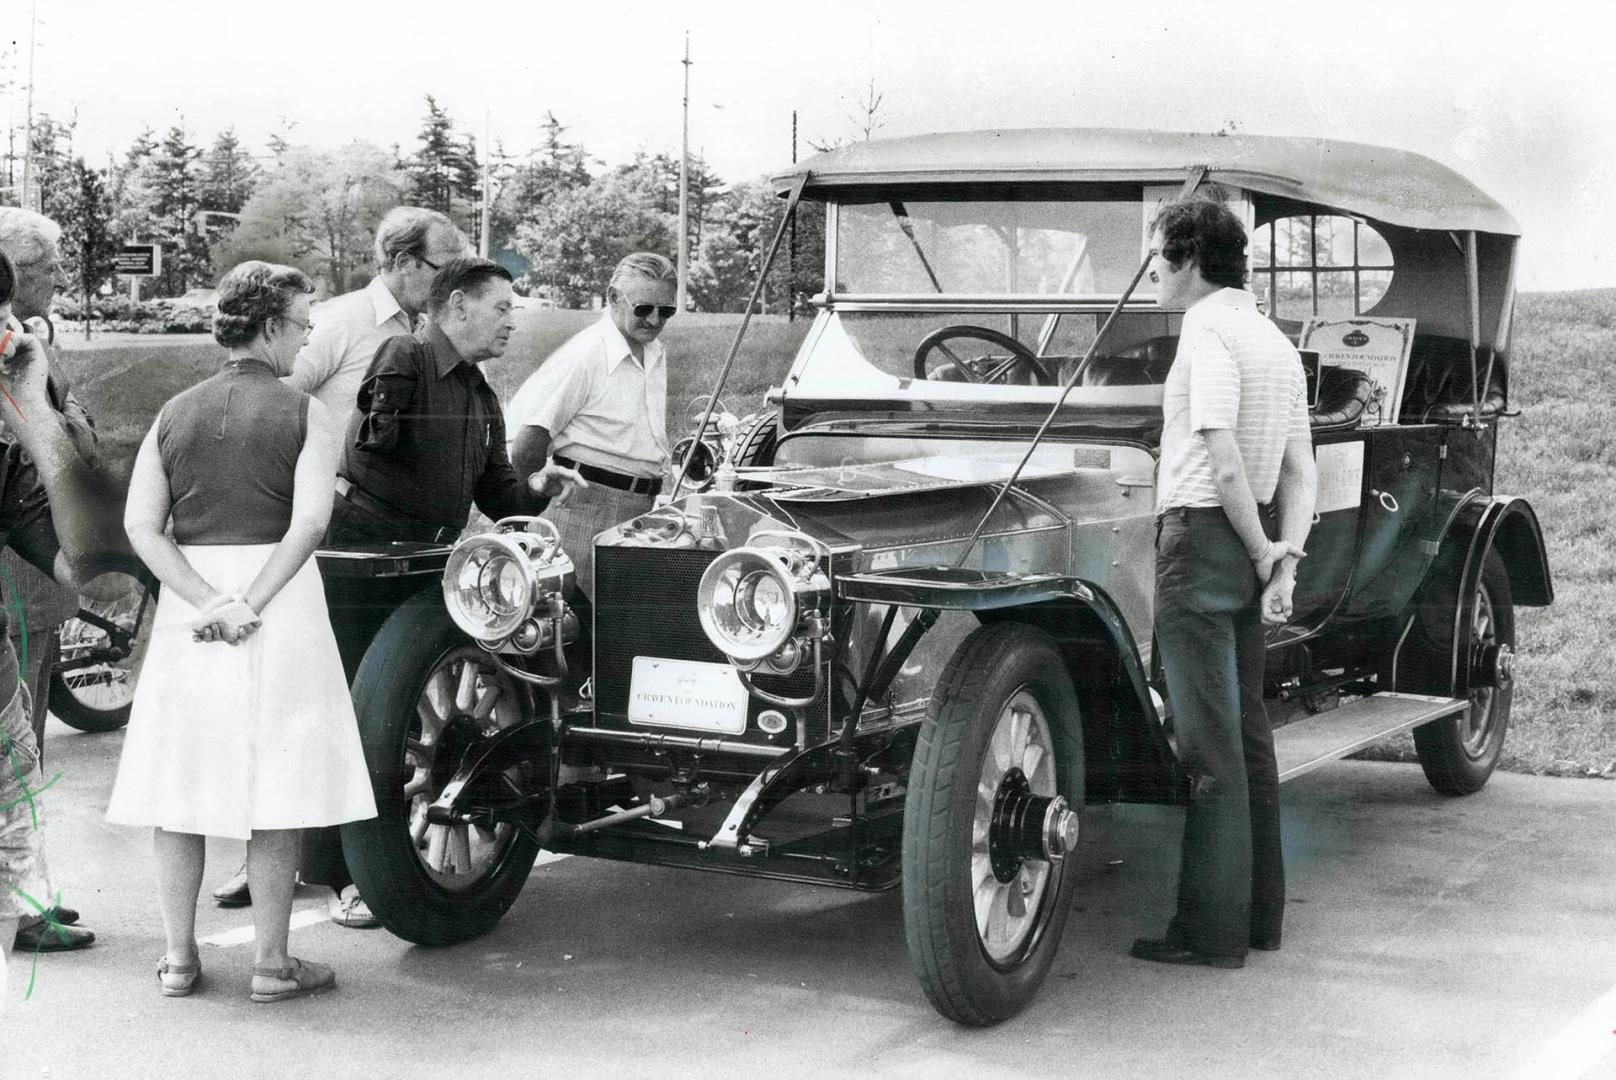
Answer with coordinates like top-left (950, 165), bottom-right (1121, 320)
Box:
top-left (113, 244), bottom-right (161, 277)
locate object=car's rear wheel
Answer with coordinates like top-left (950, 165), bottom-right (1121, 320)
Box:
top-left (1413, 549), bottom-right (1514, 795)
top-left (343, 590), bottom-right (542, 945)
top-left (902, 623), bottom-right (1083, 1026)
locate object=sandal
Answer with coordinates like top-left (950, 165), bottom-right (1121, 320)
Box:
top-left (158, 956), bottom-right (202, 997)
top-left (250, 957), bottom-right (336, 1003)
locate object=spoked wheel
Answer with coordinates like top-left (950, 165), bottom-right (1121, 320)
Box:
top-left (903, 623), bottom-right (1084, 1026)
top-left (344, 590), bottom-right (543, 945)
top-left (48, 572), bottom-right (156, 733)
top-left (1414, 549), bottom-right (1515, 795)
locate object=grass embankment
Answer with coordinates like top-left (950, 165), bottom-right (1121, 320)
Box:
top-left (17, 297), bottom-right (1614, 777)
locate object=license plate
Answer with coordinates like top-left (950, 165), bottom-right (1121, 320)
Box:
top-left (627, 657), bottom-right (749, 735)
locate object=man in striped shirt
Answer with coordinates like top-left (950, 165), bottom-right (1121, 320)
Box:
top-left (1130, 198), bottom-right (1317, 970)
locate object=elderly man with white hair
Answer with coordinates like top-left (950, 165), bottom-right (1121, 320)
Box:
top-left (509, 251), bottom-right (677, 601)
top-left (0, 206), bottom-right (104, 958)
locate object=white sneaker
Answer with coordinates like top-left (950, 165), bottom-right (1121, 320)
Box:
top-left (327, 885), bottom-right (379, 929)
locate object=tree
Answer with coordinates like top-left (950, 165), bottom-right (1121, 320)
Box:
top-left (808, 77), bottom-right (891, 153)
top-left (199, 128), bottom-right (258, 214)
top-left (148, 124), bottom-right (208, 294)
top-left (404, 96), bottom-right (481, 242)
top-left (55, 158), bottom-right (120, 338)
top-left (690, 179), bottom-right (825, 313)
top-left (212, 141), bottom-right (404, 294)
top-left (514, 169), bottom-right (673, 306)
top-left (487, 112), bottom-right (595, 258)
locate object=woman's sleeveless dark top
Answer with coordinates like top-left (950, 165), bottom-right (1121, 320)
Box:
top-left (159, 358), bottom-right (309, 545)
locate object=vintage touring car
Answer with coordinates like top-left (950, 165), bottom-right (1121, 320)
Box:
top-left (320, 128), bottom-right (1551, 1025)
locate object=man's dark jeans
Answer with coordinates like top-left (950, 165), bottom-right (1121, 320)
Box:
top-left (301, 499), bottom-right (436, 892)
top-left (1154, 507), bottom-right (1284, 958)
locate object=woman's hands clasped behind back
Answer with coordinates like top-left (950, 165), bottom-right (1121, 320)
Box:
top-left (191, 593), bottom-right (261, 645)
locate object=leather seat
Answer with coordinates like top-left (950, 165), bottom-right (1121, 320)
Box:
top-left (1401, 337), bottom-right (1506, 422)
top-left (1081, 336), bottom-right (1177, 386)
top-left (1310, 367), bottom-right (1375, 432)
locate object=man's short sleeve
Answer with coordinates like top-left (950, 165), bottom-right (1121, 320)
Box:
top-left (284, 309), bottom-right (345, 395)
top-left (509, 345), bottom-right (592, 438)
top-left (1184, 324), bottom-right (1240, 432)
top-left (1288, 366), bottom-right (1312, 443)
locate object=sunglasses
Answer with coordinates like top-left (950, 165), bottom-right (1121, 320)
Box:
top-left (627, 302), bottom-right (677, 320)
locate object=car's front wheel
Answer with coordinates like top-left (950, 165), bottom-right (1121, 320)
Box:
top-left (343, 590), bottom-right (542, 945)
top-left (902, 623), bottom-right (1084, 1026)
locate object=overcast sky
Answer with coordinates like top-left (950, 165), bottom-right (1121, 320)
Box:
top-left (11, 0), bottom-right (1614, 289)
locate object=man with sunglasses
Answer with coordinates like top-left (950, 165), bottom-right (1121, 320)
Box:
top-left (509, 251), bottom-right (677, 601)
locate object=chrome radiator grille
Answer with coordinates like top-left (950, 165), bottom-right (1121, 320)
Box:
top-left (592, 546), bottom-right (825, 744)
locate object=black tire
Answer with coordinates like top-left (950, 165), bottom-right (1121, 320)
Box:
top-left (48, 573), bottom-right (156, 733)
top-left (732, 413), bottom-right (779, 492)
top-left (1413, 549), bottom-right (1514, 795)
top-left (342, 589), bottom-right (542, 945)
top-left (902, 623), bottom-right (1084, 1026)
top-left (734, 413), bottom-right (779, 468)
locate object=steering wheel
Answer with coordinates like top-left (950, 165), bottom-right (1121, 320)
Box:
top-left (913, 325), bottom-right (1055, 386)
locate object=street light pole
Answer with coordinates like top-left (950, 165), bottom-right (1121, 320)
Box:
top-left (677, 32), bottom-right (690, 312)
top-left (20, 0), bottom-right (38, 211)
top-left (480, 106), bottom-right (492, 259)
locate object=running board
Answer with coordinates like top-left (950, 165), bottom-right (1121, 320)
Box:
top-left (1274, 692), bottom-right (1468, 783)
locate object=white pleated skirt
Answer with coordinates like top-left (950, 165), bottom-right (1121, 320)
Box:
top-left (106, 544), bottom-right (377, 839)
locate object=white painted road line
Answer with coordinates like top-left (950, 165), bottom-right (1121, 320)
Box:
top-left (200, 906), bottom-right (329, 948)
top-left (1509, 982), bottom-right (1616, 1080)
top-left (198, 853), bottom-right (570, 947)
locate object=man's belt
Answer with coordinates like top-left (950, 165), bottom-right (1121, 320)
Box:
top-left (551, 455), bottom-right (662, 496)
top-left (334, 476), bottom-right (460, 544)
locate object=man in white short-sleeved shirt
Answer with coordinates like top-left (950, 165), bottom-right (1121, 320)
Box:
top-left (509, 252), bottom-right (675, 601)
top-left (283, 207), bottom-right (468, 458)
top-left (1130, 198), bottom-right (1317, 972)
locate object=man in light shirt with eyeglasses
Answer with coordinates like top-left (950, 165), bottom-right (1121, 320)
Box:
top-left (509, 251), bottom-right (676, 602)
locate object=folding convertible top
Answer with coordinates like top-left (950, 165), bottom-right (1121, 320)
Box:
top-left (772, 127), bottom-right (1519, 237)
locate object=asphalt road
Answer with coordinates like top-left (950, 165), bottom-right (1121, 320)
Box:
top-left (7, 717), bottom-right (1615, 1080)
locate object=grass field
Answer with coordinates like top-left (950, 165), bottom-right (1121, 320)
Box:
top-left (17, 294), bottom-right (1614, 777)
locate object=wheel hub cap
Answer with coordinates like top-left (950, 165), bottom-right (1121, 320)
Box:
top-left (971, 692), bottom-right (1064, 964)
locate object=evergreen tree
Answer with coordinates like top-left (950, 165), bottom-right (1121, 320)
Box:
top-left (406, 96), bottom-right (458, 213)
top-left (149, 124), bottom-right (207, 294)
top-left (55, 158), bottom-right (120, 337)
top-left (200, 128), bottom-right (258, 214)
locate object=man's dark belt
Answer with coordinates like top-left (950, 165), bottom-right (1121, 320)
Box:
top-left (334, 476), bottom-right (459, 544)
top-left (1157, 503), bottom-right (1273, 523)
top-left (551, 454), bottom-right (662, 496)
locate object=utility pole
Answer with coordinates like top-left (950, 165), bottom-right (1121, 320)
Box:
top-left (20, 0), bottom-right (38, 211)
top-left (479, 106), bottom-right (492, 259)
top-left (789, 110), bottom-right (798, 322)
top-left (677, 32), bottom-right (691, 312)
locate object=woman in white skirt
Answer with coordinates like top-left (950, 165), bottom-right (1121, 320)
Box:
top-left (107, 261), bottom-right (376, 1002)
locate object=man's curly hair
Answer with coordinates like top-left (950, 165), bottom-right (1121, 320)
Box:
top-left (1151, 197), bottom-right (1248, 290)
top-left (213, 261), bottom-right (313, 347)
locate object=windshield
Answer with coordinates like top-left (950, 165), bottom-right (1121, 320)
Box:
top-left (835, 187), bottom-right (1153, 296)
top-left (785, 309), bottom-right (1181, 406)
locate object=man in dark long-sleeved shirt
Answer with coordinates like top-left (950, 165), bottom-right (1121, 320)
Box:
top-left (332, 265), bottom-right (574, 542)
top-left (307, 258), bottom-right (581, 919)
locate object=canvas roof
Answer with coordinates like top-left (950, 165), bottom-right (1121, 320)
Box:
top-left (772, 128), bottom-right (1519, 236)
